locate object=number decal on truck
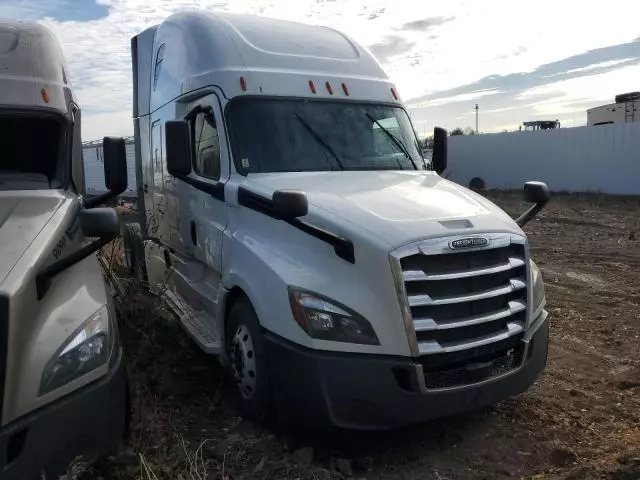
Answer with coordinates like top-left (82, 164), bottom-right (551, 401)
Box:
top-left (65, 202), bottom-right (81, 240)
top-left (52, 237), bottom-right (67, 259)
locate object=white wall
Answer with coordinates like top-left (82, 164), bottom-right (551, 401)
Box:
top-left (83, 141), bottom-right (137, 198)
top-left (447, 123), bottom-right (640, 195)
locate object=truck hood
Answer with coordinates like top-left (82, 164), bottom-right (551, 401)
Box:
top-left (242, 171), bottom-right (523, 248)
top-left (0, 193), bottom-right (64, 285)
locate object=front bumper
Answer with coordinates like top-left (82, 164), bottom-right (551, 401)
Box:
top-left (0, 347), bottom-right (129, 480)
top-left (266, 315), bottom-right (549, 430)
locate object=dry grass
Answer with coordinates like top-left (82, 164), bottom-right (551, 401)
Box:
top-left (71, 238), bottom-right (219, 480)
top-left (55, 457), bottom-right (90, 480)
top-left (70, 192), bottom-right (640, 480)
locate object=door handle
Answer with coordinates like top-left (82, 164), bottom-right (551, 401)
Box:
top-left (143, 184), bottom-right (148, 193)
top-left (190, 220), bottom-right (197, 246)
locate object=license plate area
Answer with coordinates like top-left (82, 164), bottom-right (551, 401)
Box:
top-left (420, 336), bottom-right (525, 390)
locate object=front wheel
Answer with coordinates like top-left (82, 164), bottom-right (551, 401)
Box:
top-left (121, 222), bottom-right (147, 286)
top-left (226, 298), bottom-right (273, 424)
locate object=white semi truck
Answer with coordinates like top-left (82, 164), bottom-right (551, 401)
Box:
top-left (0, 20), bottom-right (129, 478)
top-left (123, 10), bottom-right (551, 430)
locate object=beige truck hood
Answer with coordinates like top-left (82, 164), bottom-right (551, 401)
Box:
top-left (0, 192), bottom-right (64, 286)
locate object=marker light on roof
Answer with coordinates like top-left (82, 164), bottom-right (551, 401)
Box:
top-left (342, 83), bottom-right (349, 96)
top-left (41, 88), bottom-right (50, 104)
top-left (240, 76), bottom-right (247, 91)
top-left (325, 81), bottom-right (333, 95)
top-left (391, 87), bottom-right (399, 100)
top-left (309, 80), bottom-right (317, 94)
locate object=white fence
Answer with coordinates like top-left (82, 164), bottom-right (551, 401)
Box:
top-left (447, 122), bottom-right (640, 195)
top-left (83, 139), bottom-right (137, 199)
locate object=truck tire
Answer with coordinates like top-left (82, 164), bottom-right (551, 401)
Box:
top-left (225, 298), bottom-right (273, 424)
top-left (122, 222), bottom-right (147, 284)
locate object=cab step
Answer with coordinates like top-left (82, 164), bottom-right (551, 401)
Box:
top-left (163, 290), bottom-right (222, 355)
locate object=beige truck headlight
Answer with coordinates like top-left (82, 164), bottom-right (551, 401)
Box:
top-left (39, 305), bottom-right (112, 396)
top-left (530, 260), bottom-right (546, 320)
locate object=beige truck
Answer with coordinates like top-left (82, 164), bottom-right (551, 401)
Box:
top-left (0, 20), bottom-right (129, 479)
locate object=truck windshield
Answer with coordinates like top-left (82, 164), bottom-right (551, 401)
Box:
top-left (228, 98), bottom-right (426, 173)
top-left (0, 115), bottom-right (66, 190)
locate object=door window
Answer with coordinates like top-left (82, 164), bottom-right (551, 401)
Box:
top-left (191, 109), bottom-right (221, 180)
top-left (153, 44), bottom-right (166, 91)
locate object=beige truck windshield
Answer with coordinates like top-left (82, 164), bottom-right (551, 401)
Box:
top-left (0, 115), bottom-right (66, 190)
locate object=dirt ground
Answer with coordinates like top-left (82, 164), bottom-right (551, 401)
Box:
top-left (86, 191), bottom-right (640, 480)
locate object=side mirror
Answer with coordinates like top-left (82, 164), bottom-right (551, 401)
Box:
top-left (273, 190), bottom-right (308, 220)
top-left (516, 181), bottom-right (551, 227)
top-left (165, 120), bottom-right (192, 176)
top-left (523, 181), bottom-right (551, 204)
top-left (84, 137), bottom-right (127, 208)
top-left (103, 136), bottom-right (128, 194)
top-left (80, 207), bottom-right (120, 238)
top-left (432, 126), bottom-right (448, 174)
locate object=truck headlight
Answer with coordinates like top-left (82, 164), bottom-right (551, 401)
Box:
top-left (530, 260), bottom-right (546, 318)
top-left (288, 287), bottom-right (379, 345)
top-left (39, 305), bottom-right (112, 396)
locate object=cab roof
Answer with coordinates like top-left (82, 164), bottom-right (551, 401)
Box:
top-left (133, 10), bottom-right (401, 116)
top-left (0, 20), bottom-right (74, 114)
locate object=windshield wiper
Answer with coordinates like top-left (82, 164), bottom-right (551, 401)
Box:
top-left (294, 113), bottom-right (345, 171)
top-left (365, 113), bottom-right (417, 170)
top-left (414, 138), bottom-right (429, 169)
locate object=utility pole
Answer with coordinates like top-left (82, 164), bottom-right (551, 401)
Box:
top-left (475, 104), bottom-right (479, 134)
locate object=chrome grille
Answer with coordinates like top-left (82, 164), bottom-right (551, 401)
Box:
top-left (392, 233), bottom-right (529, 357)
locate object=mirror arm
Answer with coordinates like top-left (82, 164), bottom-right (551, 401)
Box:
top-left (83, 190), bottom-right (119, 209)
top-left (36, 233), bottom-right (118, 300)
top-left (515, 199), bottom-right (549, 227)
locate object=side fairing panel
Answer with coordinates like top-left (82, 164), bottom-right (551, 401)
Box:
top-left (222, 198), bottom-right (413, 357)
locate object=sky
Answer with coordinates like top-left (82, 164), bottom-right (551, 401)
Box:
top-left (2, 0), bottom-right (640, 140)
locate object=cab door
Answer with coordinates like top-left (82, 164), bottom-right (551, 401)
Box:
top-left (186, 98), bottom-right (227, 275)
top-left (163, 92), bottom-right (229, 346)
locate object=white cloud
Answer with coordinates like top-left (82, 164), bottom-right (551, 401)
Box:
top-left (517, 63), bottom-right (640, 109)
top-left (409, 89), bottom-right (501, 109)
top-left (12, 0), bottom-right (640, 139)
top-left (483, 106), bottom-right (516, 114)
top-left (82, 110), bottom-right (133, 140)
top-left (542, 58), bottom-right (636, 77)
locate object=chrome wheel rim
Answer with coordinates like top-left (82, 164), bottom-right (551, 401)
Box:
top-left (231, 324), bottom-right (257, 400)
